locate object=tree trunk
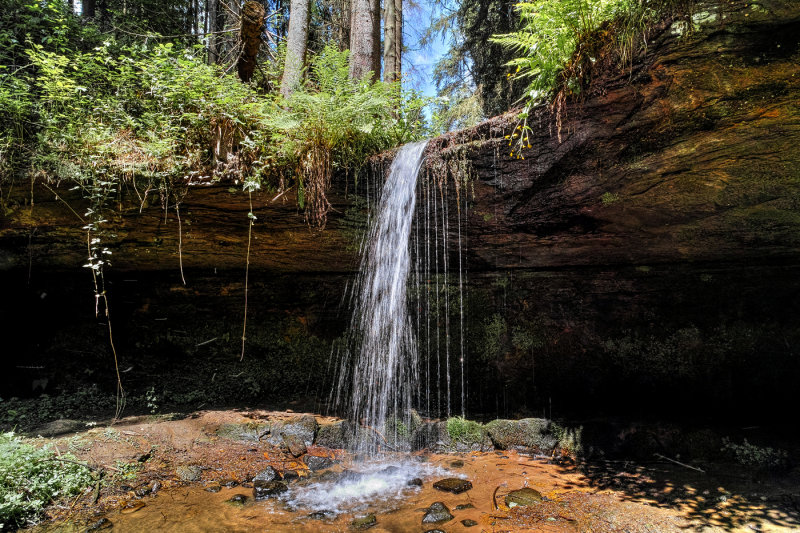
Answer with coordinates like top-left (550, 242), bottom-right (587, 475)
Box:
top-left (83, 0), bottom-right (95, 18)
top-left (237, 1), bottom-right (265, 83)
top-left (280, 0), bottom-right (311, 98)
top-left (349, 0), bottom-right (379, 81)
top-left (370, 0), bottom-right (380, 79)
top-left (383, 0), bottom-right (396, 82)
top-left (394, 0), bottom-right (402, 77)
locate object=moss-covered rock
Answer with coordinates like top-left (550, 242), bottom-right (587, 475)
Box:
top-left (485, 418), bottom-right (558, 453)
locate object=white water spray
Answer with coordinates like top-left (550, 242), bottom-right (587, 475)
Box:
top-left (333, 141), bottom-right (428, 451)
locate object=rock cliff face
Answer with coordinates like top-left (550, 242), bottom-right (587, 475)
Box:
top-left (1, 0), bottom-right (799, 421)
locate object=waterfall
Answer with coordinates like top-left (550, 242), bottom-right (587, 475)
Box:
top-left (333, 141), bottom-right (428, 452)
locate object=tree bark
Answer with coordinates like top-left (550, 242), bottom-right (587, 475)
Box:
top-left (383, 0), bottom-right (396, 82)
top-left (370, 0), bottom-right (380, 79)
top-left (280, 0), bottom-right (311, 98)
top-left (349, 0), bottom-right (379, 81)
top-left (394, 0), bottom-right (402, 77)
top-left (83, 0), bottom-right (95, 18)
top-left (237, 1), bottom-right (266, 83)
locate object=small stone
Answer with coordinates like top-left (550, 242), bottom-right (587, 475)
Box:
top-left (454, 503), bottom-right (475, 510)
top-left (461, 519), bottom-right (478, 527)
top-left (449, 460), bottom-right (465, 468)
top-left (86, 517), bottom-right (113, 531)
top-left (176, 465), bottom-right (203, 482)
top-left (303, 454), bottom-right (334, 471)
top-left (422, 502), bottom-right (454, 524)
top-left (433, 478), bottom-right (473, 494)
top-left (407, 477), bottom-right (424, 487)
top-left (308, 510), bottom-right (336, 520)
top-left (424, 530), bottom-right (447, 533)
top-left (220, 478), bottom-right (239, 488)
top-left (150, 481), bottom-right (161, 495)
top-left (120, 500), bottom-right (146, 514)
top-left (505, 487), bottom-right (543, 508)
top-left (253, 481), bottom-right (288, 500)
top-left (134, 486), bottom-right (151, 498)
top-left (205, 482), bottom-right (221, 493)
top-left (226, 494), bottom-right (249, 506)
top-left (350, 514), bottom-right (377, 530)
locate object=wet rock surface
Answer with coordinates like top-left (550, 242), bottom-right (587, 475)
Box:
top-left (422, 502), bottom-right (454, 524)
top-left (303, 454), bottom-right (335, 471)
top-left (433, 478), bottom-right (473, 494)
top-left (253, 466), bottom-right (279, 483)
top-left (505, 487), bottom-right (543, 507)
top-left (350, 513), bottom-right (377, 530)
top-left (253, 480), bottom-right (288, 500)
top-left (282, 433), bottom-right (308, 457)
top-left (225, 494), bottom-right (249, 506)
top-left (267, 415), bottom-right (318, 447)
top-left (85, 517), bottom-right (113, 531)
top-left (461, 518), bottom-right (478, 527)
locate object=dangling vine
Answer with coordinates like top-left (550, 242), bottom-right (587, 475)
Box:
top-left (240, 180), bottom-right (259, 361)
top-left (81, 169), bottom-right (125, 420)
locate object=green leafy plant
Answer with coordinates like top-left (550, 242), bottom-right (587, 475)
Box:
top-left (446, 417), bottom-right (485, 444)
top-left (492, 0), bottom-right (689, 153)
top-left (0, 432), bottom-right (93, 529)
top-left (721, 438), bottom-right (789, 470)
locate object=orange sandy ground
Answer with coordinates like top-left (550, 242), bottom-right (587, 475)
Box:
top-left (24, 410), bottom-right (800, 533)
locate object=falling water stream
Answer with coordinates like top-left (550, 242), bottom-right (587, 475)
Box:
top-left (332, 139), bottom-right (471, 452)
top-left (332, 141), bottom-right (428, 452)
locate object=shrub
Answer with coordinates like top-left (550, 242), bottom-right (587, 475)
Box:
top-left (721, 438), bottom-right (789, 470)
top-left (446, 417), bottom-right (485, 444)
top-left (492, 0), bottom-right (689, 151)
top-left (0, 432), bottom-right (93, 529)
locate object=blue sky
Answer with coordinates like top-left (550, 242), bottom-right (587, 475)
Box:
top-left (402, 1), bottom-right (452, 98)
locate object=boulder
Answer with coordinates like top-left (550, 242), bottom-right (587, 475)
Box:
top-left (485, 418), bottom-right (557, 453)
top-left (266, 415), bottom-right (317, 447)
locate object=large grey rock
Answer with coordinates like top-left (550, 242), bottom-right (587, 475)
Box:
top-left (33, 419), bottom-right (84, 437)
top-left (216, 422), bottom-right (269, 442)
top-left (485, 418), bottom-right (557, 453)
top-left (266, 415), bottom-right (317, 447)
